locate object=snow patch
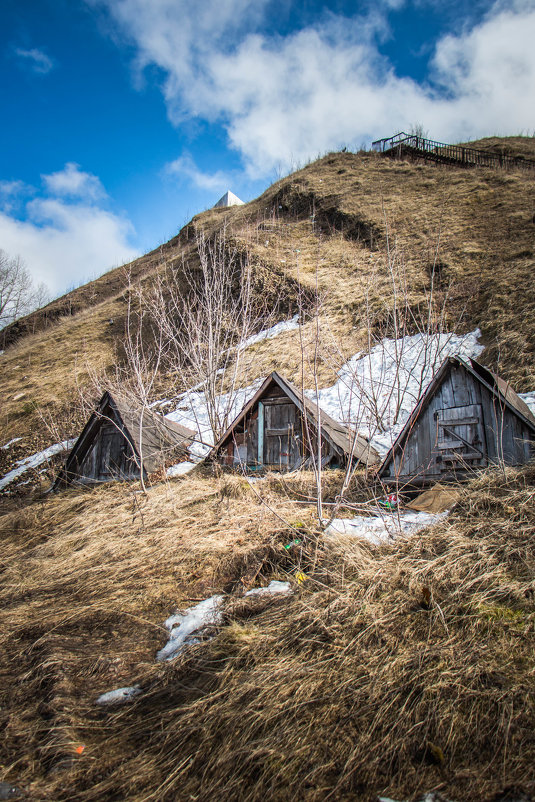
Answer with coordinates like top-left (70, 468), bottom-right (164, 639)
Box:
top-left (155, 329), bottom-right (483, 463)
top-left (157, 583), bottom-right (292, 663)
top-left (520, 392), bottom-right (535, 417)
top-left (155, 315), bottom-right (300, 451)
top-left (308, 329), bottom-right (484, 456)
top-left (244, 580), bottom-right (291, 596)
top-left (1, 437), bottom-right (22, 450)
top-left (239, 315), bottom-right (299, 349)
top-left (324, 510), bottom-right (448, 545)
top-left (164, 380), bottom-right (262, 458)
top-left (157, 595), bottom-right (224, 662)
top-left (166, 461), bottom-right (196, 478)
top-left (94, 584), bottom-right (295, 704)
top-left (0, 439), bottom-right (75, 491)
top-left (96, 686), bottom-right (142, 706)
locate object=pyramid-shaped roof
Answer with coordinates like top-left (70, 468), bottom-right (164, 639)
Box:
top-left (213, 190), bottom-right (245, 208)
top-left (54, 392), bottom-right (196, 487)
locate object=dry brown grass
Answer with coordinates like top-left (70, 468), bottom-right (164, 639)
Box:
top-left (2, 138), bottom-right (535, 460)
top-left (230, 146), bottom-right (535, 390)
top-left (1, 466), bottom-right (535, 800)
top-left (0, 297), bottom-right (122, 451)
top-left (0, 470), bottom-right (319, 795)
top-left (1, 139), bottom-right (535, 801)
top-left (461, 135), bottom-right (535, 160)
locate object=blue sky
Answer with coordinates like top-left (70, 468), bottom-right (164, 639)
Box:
top-left (1, 0), bottom-right (534, 297)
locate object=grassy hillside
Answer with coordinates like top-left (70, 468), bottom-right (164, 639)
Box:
top-left (1, 139), bottom-right (535, 464)
top-left (1, 467), bottom-right (534, 800)
top-left (1, 138), bottom-right (535, 800)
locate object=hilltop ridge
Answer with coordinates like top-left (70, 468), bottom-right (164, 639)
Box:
top-left (1, 136), bottom-right (535, 464)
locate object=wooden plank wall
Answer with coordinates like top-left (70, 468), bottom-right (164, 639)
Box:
top-left (385, 363), bottom-right (534, 482)
top-left (220, 385), bottom-right (342, 470)
top-left (77, 419), bottom-right (139, 481)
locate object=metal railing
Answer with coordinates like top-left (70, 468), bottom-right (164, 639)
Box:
top-left (371, 132), bottom-right (535, 171)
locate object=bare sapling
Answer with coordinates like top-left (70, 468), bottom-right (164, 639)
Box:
top-left (62, 272), bottom-right (170, 492)
top-left (122, 276), bottom-right (166, 490)
top-left (144, 223), bottom-right (285, 444)
top-left (0, 249), bottom-right (49, 336)
top-left (302, 212), bottom-right (462, 523)
top-left (295, 251), bottom-right (327, 523)
top-left (51, 226), bottom-right (286, 490)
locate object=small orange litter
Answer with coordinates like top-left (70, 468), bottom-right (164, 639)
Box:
top-left (75, 745), bottom-right (85, 755)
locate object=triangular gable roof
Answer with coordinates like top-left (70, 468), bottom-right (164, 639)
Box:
top-left (55, 391), bottom-right (196, 487)
top-left (379, 356), bottom-right (535, 477)
top-left (213, 190), bottom-right (245, 208)
top-left (467, 360), bottom-right (535, 426)
top-left (111, 394), bottom-right (196, 472)
top-left (212, 372), bottom-right (379, 465)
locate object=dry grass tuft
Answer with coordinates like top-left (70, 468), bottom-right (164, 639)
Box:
top-left (1, 466), bottom-right (535, 800)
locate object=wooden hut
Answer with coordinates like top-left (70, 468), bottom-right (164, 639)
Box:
top-left (211, 371), bottom-right (379, 471)
top-left (54, 391), bottom-right (195, 487)
top-left (379, 357), bottom-right (535, 487)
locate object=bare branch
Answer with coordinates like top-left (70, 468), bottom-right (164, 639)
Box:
top-left (0, 249), bottom-right (50, 330)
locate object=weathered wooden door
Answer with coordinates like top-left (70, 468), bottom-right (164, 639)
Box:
top-left (434, 404), bottom-right (487, 473)
top-left (97, 423), bottom-right (130, 480)
top-left (263, 402), bottom-right (301, 469)
top-left (246, 415), bottom-right (258, 465)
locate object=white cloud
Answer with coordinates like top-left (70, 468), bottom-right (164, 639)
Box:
top-left (0, 180), bottom-right (29, 213)
top-left (15, 47), bottom-right (54, 74)
top-left (164, 153), bottom-right (232, 192)
top-left (429, 7), bottom-right (535, 137)
top-left (94, 0), bottom-right (535, 175)
top-left (101, 0), bottom-right (269, 106)
top-left (0, 180), bottom-right (26, 198)
top-left (0, 167), bottom-right (138, 296)
top-left (42, 162), bottom-right (106, 201)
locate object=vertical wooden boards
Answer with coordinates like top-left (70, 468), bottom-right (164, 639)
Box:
top-left (78, 438), bottom-right (98, 479)
top-left (246, 414), bottom-right (258, 465)
top-left (263, 402), bottom-right (301, 468)
top-left (58, 390), bottom-right (196, 487)
top-left (257, 402), bottom-right (264, 466)
top-left (450, 364), bottom-right (472, 406)
top-left (499, 408), bottom-right (534, 465)
top-left (77, 415), bottom-right (139, 481)
top-left (211, 372), bottom-right (376, 472)
top-left (381, 358), bottom-right (535, 484)
top-left (98, 423), bottom-right (122, 480)
top-left (479, 386), bottom-right (500, 463)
